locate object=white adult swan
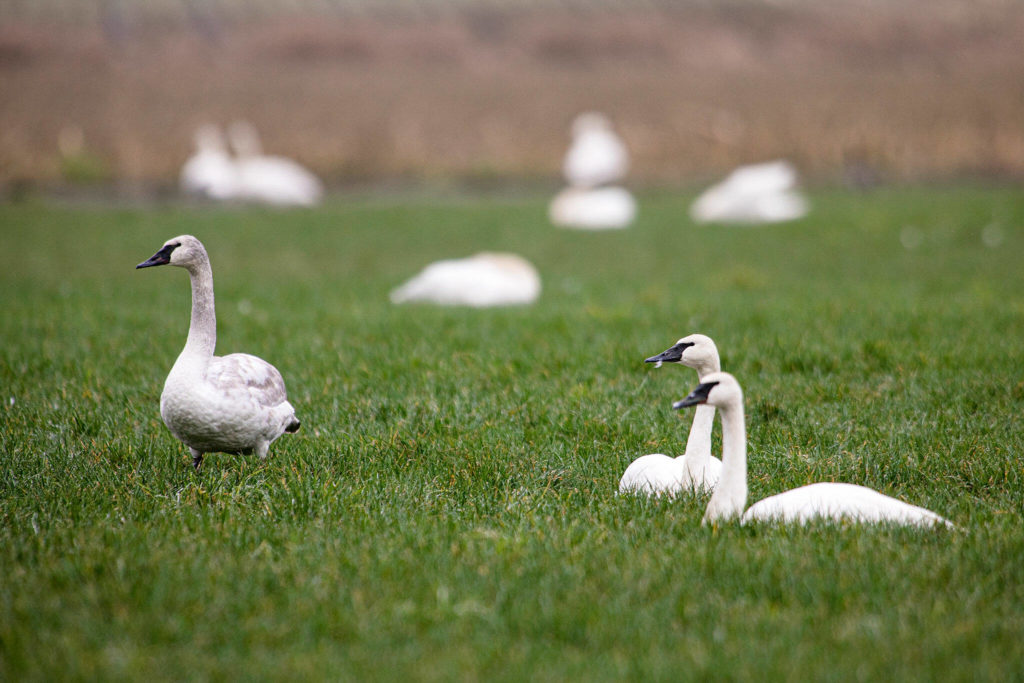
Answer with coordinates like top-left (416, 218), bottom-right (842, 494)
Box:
top-left (390, 252), bottom-right (541, 308)
top-left (618, 335), bottom-right (724, 496)
top-left (180, 124), bottom-right (241, 201)
top-left (228, 121), bottom-right (323, 207)
top-left (690, 160), bottom-right (808, 225)
top-left (562, 112), bottom-right (629, 189)
top-left (549, 186), bottom-right (636, 230)
top-left (137, 235), bottom-right (300, 470)
top-left (674, 372), bottom-right (955, 527)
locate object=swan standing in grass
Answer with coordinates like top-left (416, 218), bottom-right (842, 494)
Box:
top-left (618, 335), bottom-right (723, 496)
top-left (690, 160), bottom-right (808, 224)
top-left (137, 235), bottom-right (300, 470)
top-left (673, 372), bottom-right (955, 527)
top-left (562, 112), bottom-right (629, 188)
top-left (180, 124), bottom-right (241, 201)
top-left (549, 186), bottom-right (636, 230)
top-left (228, 121), bottom-right (323, 207)
top-left (390, 252), bottom-right (541, 308)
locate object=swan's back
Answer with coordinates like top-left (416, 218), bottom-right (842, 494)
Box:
top-left (619, 454), bottom-right (682, 496)
top-left (235, 156), bottom-right (323, 207)
top-left (208, 353), bottom-right (290, 408)
top-left (549, 186), bottom-right (636, 229)
top-left (743, 482), bottom-right (954, 528)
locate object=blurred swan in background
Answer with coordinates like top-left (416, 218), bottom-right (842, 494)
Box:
top-left (562, 112), bottom-right (629, 188)
top-left (549, 186), bottom-right (636, 230)
top-left (551, 112), bottom-right (635, 230)
top-left (228, 121), bottom-right (323, 207)
top-left (690, 160), bottom-right (808, 224)
top-left (180, 124), bottom-right (241, 201)
top-left (390, 252), bottom-right (541, 307)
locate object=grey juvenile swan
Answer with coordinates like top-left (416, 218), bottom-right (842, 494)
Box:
top-left (137, 235), bottom-right (300, 470)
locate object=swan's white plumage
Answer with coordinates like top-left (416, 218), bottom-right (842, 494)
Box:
top-left (549, 186), bottom-right (636, 230)
top-left (180, 124), bottom-right (241, 201)
top-left (228, 121), bottom-right (323, 207)
top-left (138, 235), bottom-right (299, 469)
top-left (679, 372), bottom-right (954, 528)
top-left (744, 482), bottom-right (953, 527)
top-left (562, 112), bottom-right (629, 188)
top-left (690, 160), bottom-right (808, 224)
top-left (390, 252), bottom-right (540, 308)
top-left (618, 334), bottom-right (723, 497)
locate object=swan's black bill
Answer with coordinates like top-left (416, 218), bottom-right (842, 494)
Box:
top-left (136, 243), bottom-right (178, 269)
top-left (645, 341), bottom-right (694, 365)
top-left (673, 381), bottom-right (719, 409)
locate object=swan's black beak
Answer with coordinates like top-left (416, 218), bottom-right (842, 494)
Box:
top-left (136, 243), bottom-right (177, 269)
top-left (645, 341), bottom-right (693, 365)
top-left (673, 381), bottom-right (719, 409)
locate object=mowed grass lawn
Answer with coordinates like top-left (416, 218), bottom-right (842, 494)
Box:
top-left (1, 187), bottom-right (1023, 680)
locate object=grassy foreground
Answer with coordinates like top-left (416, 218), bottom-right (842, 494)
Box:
top-left (1, 188), bottom-right (1023, 680)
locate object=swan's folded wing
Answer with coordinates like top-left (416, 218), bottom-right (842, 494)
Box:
top-left (207, 353), bottom-right (289, 407)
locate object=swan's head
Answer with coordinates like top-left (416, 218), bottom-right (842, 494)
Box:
top-left (136, 235), bottom-right (207, 270)
top-left (645, 334), bottom-right (721, 375)
top-left (571, 111), bottom-right (612, 137)
top-left (227, 120), bottom-right (263, 158)
top-left (673, 371), bottom-right (741, 411)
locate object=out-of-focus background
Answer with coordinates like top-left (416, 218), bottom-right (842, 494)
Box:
top-left (3, 0), bottom-right (1023, 196)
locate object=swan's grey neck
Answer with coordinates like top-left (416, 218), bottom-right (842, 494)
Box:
top-left (702, 395), bottom-right (747, 523)
top-left (183, 257), bottom-right (216, 358)
top-left (683, 361), bottom-right (722, 460)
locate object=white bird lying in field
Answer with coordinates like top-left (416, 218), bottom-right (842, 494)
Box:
top-left (690, 160), bottom-right (808, 224)
top-left (549, 186), bottom-right (636, 230)
top-left (562, 112), bottom-right (629, 189)
top-left (228, 121), bottom-right (323, 207)
top-left (390, 252), bottom-right (541, 308)
top-left (180, 124), bottom-right (241, 201)
top-left (618, 335), bottom-right (723, 496)
top-left (674, 372), bottom-right (955, 528)
top-left (137, 235), bottom-right (300, 470)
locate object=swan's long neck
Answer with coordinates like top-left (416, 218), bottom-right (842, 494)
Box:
top-left (702, 395), bottom-right (747, 523)
top-left (683, 361), bottom-right (721, 460)
top-left (183, 257), bottom-right (216, 359)
top-left (684, 404), bottom-right (715, 459)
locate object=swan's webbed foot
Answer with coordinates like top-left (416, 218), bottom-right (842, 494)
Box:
top-left (190, 448), bottom-right (204, 472)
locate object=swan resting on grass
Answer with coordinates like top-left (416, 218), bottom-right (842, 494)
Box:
top-left (137, 235), bottom-right (300, 470)
top-left (390, 252), bottom-right (541, 308)
top-left (674, 372), bottom-right (955, 528)
top-left (549, 186), bottom-right (636, 230)
top-left (180, 124), bottom-right (240, 201)
top-left (618, 334), bottom-right (724, 496)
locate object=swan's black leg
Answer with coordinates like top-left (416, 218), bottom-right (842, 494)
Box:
top-left (190, 448), bottom-right (204, 472)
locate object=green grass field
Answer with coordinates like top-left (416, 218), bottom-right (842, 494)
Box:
top-left (2, 188), bottom-right (1023, 680)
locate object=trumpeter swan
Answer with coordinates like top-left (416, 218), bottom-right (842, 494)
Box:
top-left (390, 252), bottom-right (541, 308)
top-left (180, 124), bottom-right (241, 201)
top-left (562, 112), bottom-right (629, 189)
top-left (690, 160), bottom-right (808, 224)
top-left (549, 186), bottom-right (636, 230)
top-left (674, 372), bottom-right (955, 528)
top-left (228, 121), bottom-right (323, 207)
top-left (137, 235), bottom-right (300, 470)
top-left (618, 335), bottom-right (723, 495)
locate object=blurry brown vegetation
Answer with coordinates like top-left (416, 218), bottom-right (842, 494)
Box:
top-left (1, 0), bottom-right (1023, 192)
